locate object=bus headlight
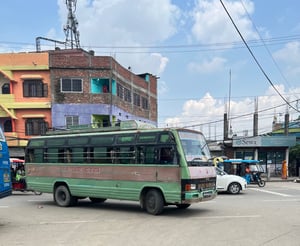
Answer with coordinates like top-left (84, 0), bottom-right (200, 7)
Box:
top-left (185, 184), bottom-right (196, 191)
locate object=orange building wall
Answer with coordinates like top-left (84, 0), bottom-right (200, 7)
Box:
top-left (0, 52), bottom-right (51, 148)
top-left (0, 52), bottom-right (49, 67)
top-left (11, 70), bottom-right (51, 102)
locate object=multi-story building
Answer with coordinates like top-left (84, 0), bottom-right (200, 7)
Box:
top-left (49, 49), bottom-right (157, 129)
top-left (0, 49), bottom-right (158, 158)
top-left (0, 52), bottom-right (51, 158)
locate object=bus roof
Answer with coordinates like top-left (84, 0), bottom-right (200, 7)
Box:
top-left (45, 120), bottom-right (156, 136)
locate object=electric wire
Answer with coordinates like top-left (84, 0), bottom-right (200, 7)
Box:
top-left (239, 0), bottom-right (294, 95)
top-left (220, 0), bottom-right (300, 113)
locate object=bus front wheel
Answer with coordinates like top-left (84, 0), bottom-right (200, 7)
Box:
top-left (144, 189), bottom-right (164, 215)
top-left (54, 185), bottom-right (77, 207)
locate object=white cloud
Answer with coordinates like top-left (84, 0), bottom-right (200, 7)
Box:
top-left (273, 41), bottom-right (300, 78)
top-left (158, 80), bottom-right (168, 95)
top-left (56, 0), bottom-right (179, 75)
top-left (164, 85), bottom-right (299, 139)
top-left (191, 0), bottom-right (258, 45)
top-left (117, 53), bottom-right (169, 76)
top-left (188, 57), bottom-right (227, 73)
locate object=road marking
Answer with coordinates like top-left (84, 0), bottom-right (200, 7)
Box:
top-left (28, 199), bottom-right (49, 202)
top-left (40, 220), bottom-right (98, 225)
top-left (263, 199), bottom-right (300, 202)
top-left (249, 188), bottom-right (293, 197)
top-left (0, 206), bottom-right (8, 208)
top-left (201, 215), bottom-right (261, 219)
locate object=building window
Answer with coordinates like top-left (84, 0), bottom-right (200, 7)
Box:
top-left (61, 78), bottom-right (83, 92)
top-left (142, 97), bottom-right (148, 110)
top-left (133, 93), bottom-right (140, 107)
top-left (25, 118), bottom-right (48, 136)
top-left (124, 88), bottom-right (131, 102)
top-left (4, 120), bottom-right (12, 132)
top-left (91, 78), bottom-right (110, 94)
top-left (23, 79), bottom-right (48, 97)
top-left (2, 83), bottom-right (10, 94)
top-left (117, 84), bottom-right (124, 99)
top-left (66, 115), bottom-right (79, 128)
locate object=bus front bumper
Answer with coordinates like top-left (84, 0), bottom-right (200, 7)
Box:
top-left (184, 190), bottom-right (217, 203)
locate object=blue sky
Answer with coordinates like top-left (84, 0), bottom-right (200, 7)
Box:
top-left (1, 0), bottom-right (300, 140)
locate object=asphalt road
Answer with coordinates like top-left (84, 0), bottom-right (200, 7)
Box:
top-left (1, 182), bottom-right (300, 246)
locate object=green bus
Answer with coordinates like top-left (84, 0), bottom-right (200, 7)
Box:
top-left (25, 120), bottom-right (217, 215)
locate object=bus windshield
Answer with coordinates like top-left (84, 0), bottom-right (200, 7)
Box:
top-left (178, 130), bottom-right (211, 166)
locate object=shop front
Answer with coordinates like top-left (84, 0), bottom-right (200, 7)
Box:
top-left (231, 135), bottom-right (296, 177)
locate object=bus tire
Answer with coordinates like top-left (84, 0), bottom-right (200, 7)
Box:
top-left (145, 189), bottom-right (164, 215)
top-left (54, 185), bottom-right (77, 207)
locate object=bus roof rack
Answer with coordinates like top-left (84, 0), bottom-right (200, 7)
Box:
top-left (45, 120), bottom-right (156, 135)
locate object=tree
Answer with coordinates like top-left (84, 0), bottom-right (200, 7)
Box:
top-left (289, 144), bottom-right (300, 176)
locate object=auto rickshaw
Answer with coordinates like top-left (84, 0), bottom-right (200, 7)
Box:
top-left (218, 159), bottom-right (266, 187)
top-left (10, 158), bottom-right (42, 195)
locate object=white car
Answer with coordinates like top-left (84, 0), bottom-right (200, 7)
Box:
top-left (216, 167), bottom-right (247, 194)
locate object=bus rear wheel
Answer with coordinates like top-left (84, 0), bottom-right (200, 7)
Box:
top-left (144, 189), bottom-right (164, 215)
top-left (54, 185), bottom-right (77, 207)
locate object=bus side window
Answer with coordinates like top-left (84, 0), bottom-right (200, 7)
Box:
top-left (137, 146), bottom-right (145, 164)
top-left (90, 147), bottom-right (113, 164)
top-left (58, 148), bottom-right (64, 163)
top-left (47, 148), bottom-right (63, 163)
top-left (109, 148), bottom-right (119, 164)
top-left (27, 148), bottom-right (44, 163)
top-left (160, 147), bottom-right (172, 164)
top-left (27, 149), bottom-right (34, 163)
top-left (144, 146), bottom-right (156, 164)
top-left (160, 146), bottom-right (177, 165)
top-left (65, 148), bottom-right (72, 163)
top-left (119, 146), bottom-right (135, 164)
top-left (87, 147), bottom-right (94, 163)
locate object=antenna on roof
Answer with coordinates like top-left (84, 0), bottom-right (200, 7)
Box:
top-left (64, 0), bottom-right (80, 49)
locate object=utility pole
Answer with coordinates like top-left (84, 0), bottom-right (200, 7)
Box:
top-left (64, 0), bottom-right (80, 49)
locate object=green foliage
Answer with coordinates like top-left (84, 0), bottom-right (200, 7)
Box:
top-left (289, 144), bottom-right (300, 161)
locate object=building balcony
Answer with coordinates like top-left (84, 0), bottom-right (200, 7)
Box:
top-left (4, 132), bottom-right (28, 147)
top-left (0, 94), bottom-right (15, 104)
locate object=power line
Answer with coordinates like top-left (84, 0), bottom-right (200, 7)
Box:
top-left (1, 34), bottom-right (300, 53)
top-left (219, 0), bottom-right (300, 113)
top-left (239, 0), bottom-right (294, 95)
top-left (166, 99), bottom-right (299, 129)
